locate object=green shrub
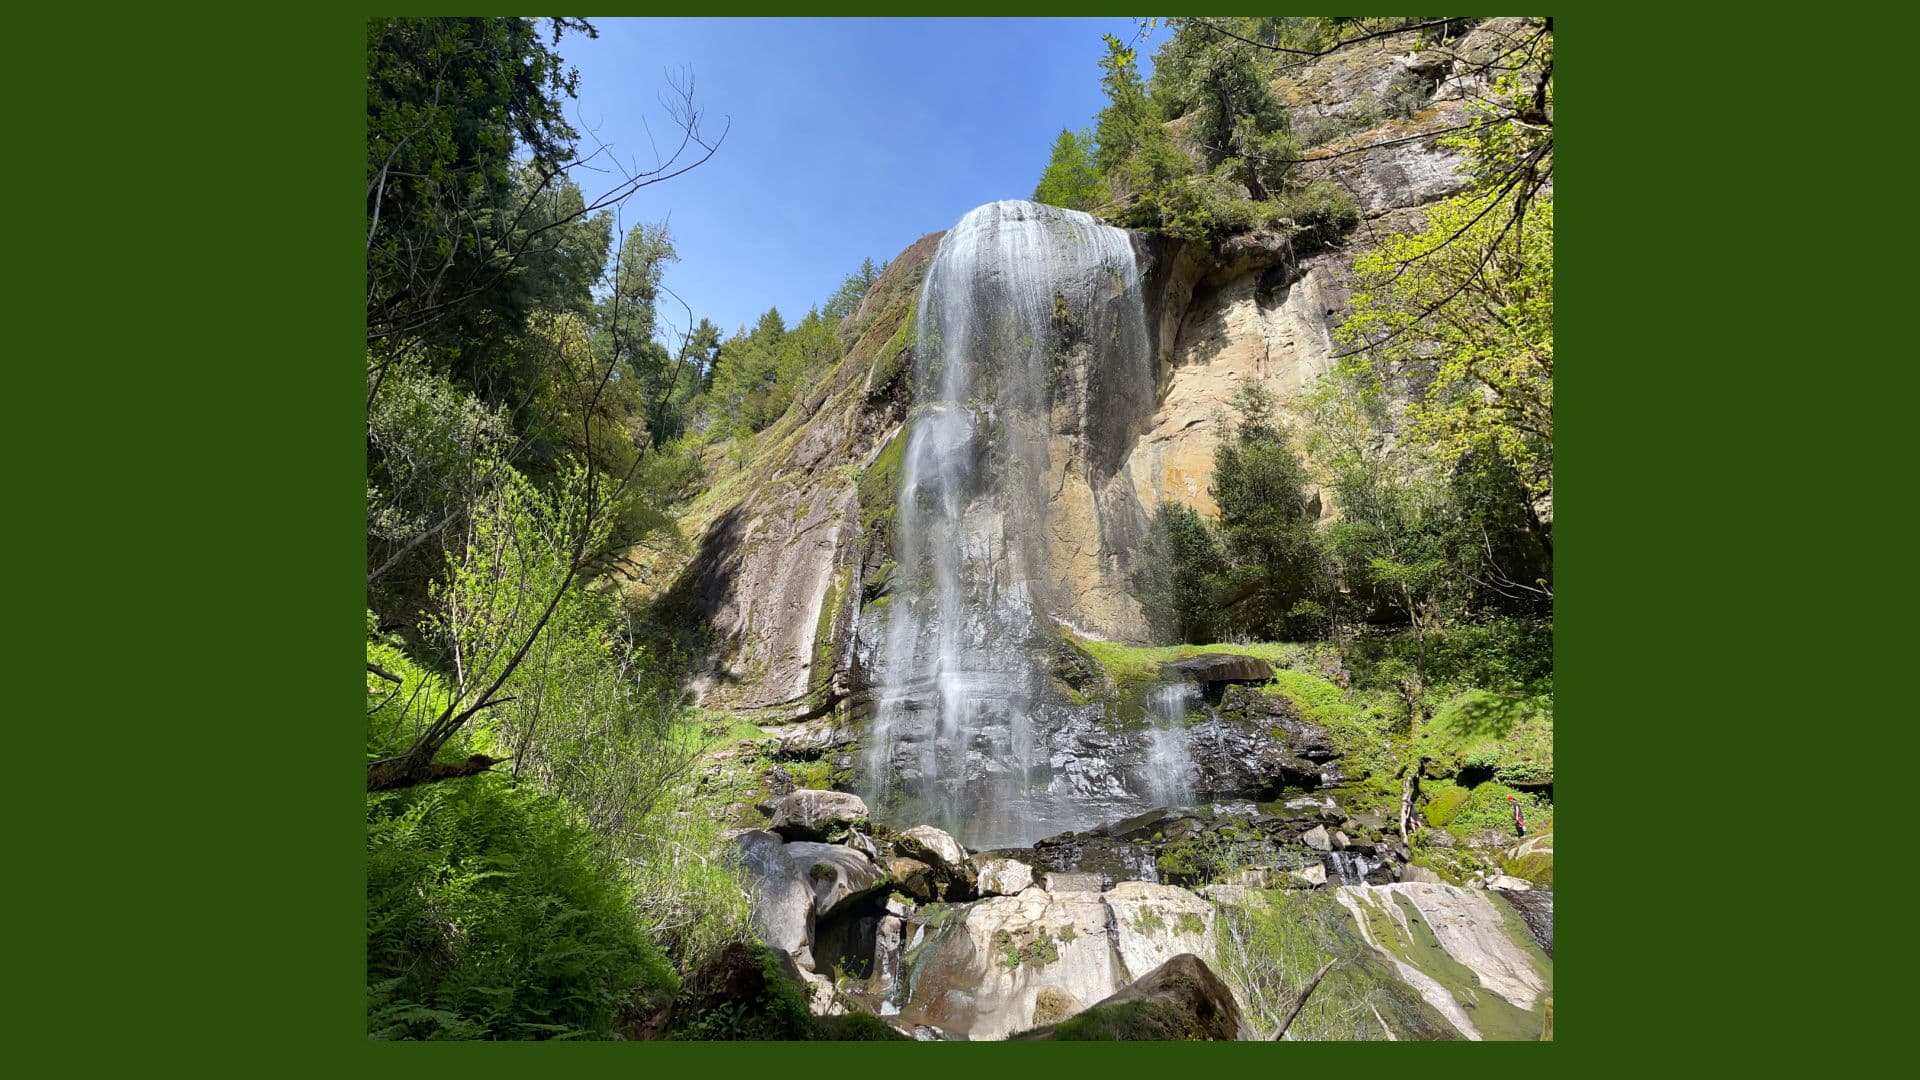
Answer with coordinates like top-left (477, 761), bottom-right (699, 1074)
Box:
top-left (1275, 182), bottom-right (1360, 252)
top-left (367, 776), bottom-right (677, 1040)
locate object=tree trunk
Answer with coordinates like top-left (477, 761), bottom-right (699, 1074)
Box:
top-left (1271, 960), bottom-right (1335, 1040)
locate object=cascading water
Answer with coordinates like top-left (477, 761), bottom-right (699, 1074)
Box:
top-left (1144, 682), bottom-right (1200, 809)
top-left (867, 200), bottom-right (1153, 849)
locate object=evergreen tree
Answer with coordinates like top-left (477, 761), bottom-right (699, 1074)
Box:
top-left (1033, 128), bottom-right (1104, 210)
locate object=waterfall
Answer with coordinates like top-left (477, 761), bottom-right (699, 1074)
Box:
top-left (1144, 682), bottom-right (1200, 809)
top-left (867, 200), bottom-right (1152, 849)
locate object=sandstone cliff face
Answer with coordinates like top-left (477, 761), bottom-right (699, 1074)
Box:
top-left (643, 21), bottom-right (1524, 711)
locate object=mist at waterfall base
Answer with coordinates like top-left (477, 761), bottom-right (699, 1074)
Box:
top-left (865, 200), bottom-right (1173, 849)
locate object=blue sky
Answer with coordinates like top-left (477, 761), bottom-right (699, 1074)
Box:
top-left (559, 17), bottom-right (1149, 341)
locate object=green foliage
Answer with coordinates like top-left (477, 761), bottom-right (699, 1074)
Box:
top-left (857, 424), bottom-right (909, 547)
top-left (1210, 383), bottom-right (1330, 640)
top-left (1131, 500), bottom-right (1226, 644)
top-left (366, 359), bottom-right (512, 625)
top-left (1338, 190), bottom-right (1554, 508)
top-left (705, 306), bottom-right (845, 437)
top-left (1033, 128), bottom-right (1106, 210)
top-left (822, 257), bottom-right (885, 323)
top-left (367, 775), bottom-right (677, 1040)
top-left (366, 17), bottom-right (599, 353)
top-left (1442, 783), bottom-right (1551, 840)
top-left (1421, 782), bottom-right (1472, 827)
top-left (1499, 849), bottom-right (1554, 888)
top-left (865, 301), bottom-right (916, 400)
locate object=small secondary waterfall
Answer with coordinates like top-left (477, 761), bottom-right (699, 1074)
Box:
top-left (1144, 683), bottom-right (1200, 809)
top-left (868, 200), bottom-right (1152, 849)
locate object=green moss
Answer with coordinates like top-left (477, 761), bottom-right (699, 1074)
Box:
top-left (1044, 998), bottom-right (1206, 1040)
top-left (866, 300), bottom-right (916, 398)
top-left (857, 425), bottom-right (909, 541)
top-left (1423, 782), bottom-right (1471, 827)
top-left (1498, 850), bottom-right (1554, 887)
top-left (810, 573), bottom-right (844, 692)
top-left (1131, 909), bottom-right (1168, 936)
top-left (1176, 912), bottom-right (1206, 937)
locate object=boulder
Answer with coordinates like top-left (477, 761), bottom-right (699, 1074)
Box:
top-left (1163, 653), bottom-right (1272, 684)
top-left (1014, 954), bottom-right (1249, 1041)
top-left (1302, 825), bottom-right (1332, 852)
top-left (784, 841), bottom-right (889, 917)
top-left (770, 789), bottom-right (868, 841)
top-left (976, 858), bottom-right (1035, 896)
top-left (1402, 864), bottom-right (1446, 885)
top-left (1487, 874), bottom-right (1533, 892)
top-left (1288, 863), bottom-right (1328, 888)
top-left (840, 828), bottom-right (881, 861)
top-left (882, 856), bottom-right (936, 902)
top-left (931, 887), bottom-right (1120, 1040)
top-left (895, 824), bottom-right (968, 883)
top-left (733, 829), bottom-right (814, 961)
top-left (1332, 830), bottom-right (1352, 851)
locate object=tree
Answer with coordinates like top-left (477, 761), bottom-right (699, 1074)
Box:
top-left (366, 18), bottom-right (596, 356)
top-left (823, 257), bottom-right (884, 323)
top-left (1151, 23), bottom-right (1296, 200)
top-left (1033, 128), bottom-right (1105, 211)
top-left (1132, 500), bottom-right (1225, 643)
top-left (1337, 191), bottom-right (1553, 545)
top-left (1305, 362), bottom-right (1452, 680)
top-left (1209, 382), bottom-right (1328, 639)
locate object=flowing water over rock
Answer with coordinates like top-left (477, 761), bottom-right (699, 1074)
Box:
top-left (1144, 682), bottom-right (1200, 808)
top-left (867, 201), bottom-right (1154, 849)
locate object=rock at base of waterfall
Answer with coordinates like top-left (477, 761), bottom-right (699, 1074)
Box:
top-left (944, 887), bottom-right (1121, 1040)
top-left (1302, 824), bottom-right (1332, 851)
top-left (1217, 685), bottom-right (1340, 762)
top-left (1487, 874), bottom-right (1533, 892)
top-left (1104, 881), bottom-right (1216, 980)
top-left (734, 829), bottom-right (814, 961)
top-left (840, 828), bottom-right (882, 861)
top-left (770, 789), bottom-right (869, 841)
top-left (1012, 954), bottom-right (1249, 1041)
top-left (784, 841), bottom-right (889, 916)
top-left (1402, 864), bottom-right (1446, 884)
top-left (895, 825), bottom-right (967, 876)
top-left (1043, 871), bottom-right (1104, 893)
top-left (882, 856), bottom-right (936, 902)
top-left (1163, 654), bottom-right (1273, 684)
top-left (1289, 863), bottom-right (1328, 888)
top-left (976, 857), bottom-right (1034, 896)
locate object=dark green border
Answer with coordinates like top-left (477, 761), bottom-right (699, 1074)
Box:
top-left (58, 8), bottom-right (1811, 1070)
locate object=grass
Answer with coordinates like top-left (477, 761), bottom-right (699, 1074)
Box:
top-left (1067, 634), bottom-right (1313, 685)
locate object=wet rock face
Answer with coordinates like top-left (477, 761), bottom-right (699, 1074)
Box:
top-left (1185, 710), bottom-right (1333, 796)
